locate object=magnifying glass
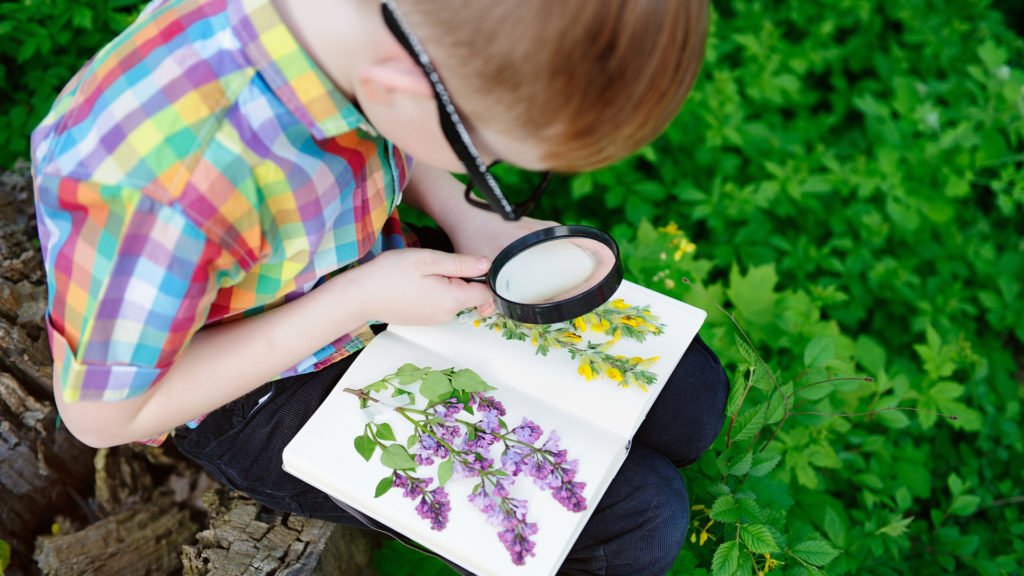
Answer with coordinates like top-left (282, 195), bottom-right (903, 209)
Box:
top-left (464, 225), bottom-right (623, 325)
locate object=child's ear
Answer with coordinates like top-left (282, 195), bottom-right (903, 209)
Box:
top-left (356, 58), bottom-right (433, 106)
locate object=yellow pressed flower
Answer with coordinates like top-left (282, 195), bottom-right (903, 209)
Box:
top-left (610, 298), bottom-right (630, 310)
top-left (473, 319), bottom-right (482, 327)
top-left (578, 361), bottom-right (595, 381)
top-left (605, 367), bottom-right (624, 382)
top-left (573, 317), bottom-right (587, 332)
top-left (561, 331), bottom-right (582, 344)
top-left (591, 318), bottom-right (611, 332)
top-left (638, 356), bottom-right (660, 368)
top-left (621, 315), bottom-right (643, 328)
top-left (531, 333), bottom-right (539, 346)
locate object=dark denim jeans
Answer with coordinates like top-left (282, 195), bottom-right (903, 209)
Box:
top-left (173, 328), bottom-right (728, 575)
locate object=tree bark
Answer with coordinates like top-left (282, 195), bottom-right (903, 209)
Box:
top-left (0, 372), bottom-right (95, 576)
top-left (181, 488), bottom-right (378, 576)
top-left (34, 490), bottom-right (196, 576)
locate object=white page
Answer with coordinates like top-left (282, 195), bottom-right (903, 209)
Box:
top-left (389, 280), bottom-right (707, 439)
top-left (283, 331), bottom-right (628, 576)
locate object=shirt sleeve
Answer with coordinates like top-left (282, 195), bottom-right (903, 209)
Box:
top-left (36, 176), bottom-right (236, 403)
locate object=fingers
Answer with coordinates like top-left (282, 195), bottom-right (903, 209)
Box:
top-left (419, 249), bottom-right (491, 279)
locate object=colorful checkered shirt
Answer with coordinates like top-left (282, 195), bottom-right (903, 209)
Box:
top-left (31, 0), bottom-right (410, 422)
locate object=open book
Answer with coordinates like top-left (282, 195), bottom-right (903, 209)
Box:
top-left (283, 280), bottom-right (706, 575)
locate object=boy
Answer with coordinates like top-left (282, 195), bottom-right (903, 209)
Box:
top-left (31, 0), bottom-right (727, 573)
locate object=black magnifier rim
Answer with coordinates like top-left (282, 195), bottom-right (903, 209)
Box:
top-left (488, 225), bottom-right (623, 325)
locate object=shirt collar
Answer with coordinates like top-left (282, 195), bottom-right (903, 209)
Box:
top-left (229, 0), bottom-right (372, 140)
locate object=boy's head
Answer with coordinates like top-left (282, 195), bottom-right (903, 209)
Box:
top-left (355, 0), bottom-right (708, 174)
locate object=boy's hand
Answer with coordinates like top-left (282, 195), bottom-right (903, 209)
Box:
top-left (345, 248), bottom-right (494, 324)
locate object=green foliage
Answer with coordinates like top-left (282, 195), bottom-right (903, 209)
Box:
top-left (0, 538), bottom-right (9, 576)
top-left (0, 0), bottom-right (149, 169)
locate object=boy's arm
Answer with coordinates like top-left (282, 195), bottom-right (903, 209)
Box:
top-left (55, 264), bottom-right (377, 448)
top-left (402, 164), bottom-right (558, 261)
top-left (56, 248), bottom-right (493, 448)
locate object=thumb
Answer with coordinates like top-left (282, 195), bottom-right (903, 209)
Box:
top-left (422, 250), bottom-right (491, 279)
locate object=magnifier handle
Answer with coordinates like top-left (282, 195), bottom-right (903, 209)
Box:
top-left (463, 275), bottom-right (488, 284)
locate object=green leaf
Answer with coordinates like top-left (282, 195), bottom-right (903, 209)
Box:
top-left (710, 495), bottom-right (740, 523)
top-left (749, 452), bottom-right (782, 477)
top-left (380, 444), bottom-right (417, 470)
top-left (374, 475), bottom-right (394, 498)
top-left (728, 452), bottom-right (753, 476)
top-left (731, 409), bottom-right (765, 445)
top-left (396, 363), bottom-right (426, 385)
top-left (726, 264), bottom-right (779, 327)
top-left (419, 371), bottom-right (454, 403)
top-left (0, 538), bottom-right (9, 574)
top-left (451, 368), bottom-right (495, 393)
top-left (375, 423), bottom-right (396, 442)
top-left (354, 434), bottom-right (375, 462)
top-left (804, 336), bottom-right (835, 368)
top-left (711, 540), bottom-right (740, 576)
top-left (790, 540), bottom-right (840, 567)
top-left (406, 433), bottom-right (419, 449)
top-left (875, 515), bottom-right (914, 538)
top-left (739, 523), bottom-right (778, 553)
top-left (437, 458), bottom-right (454, 486)
top-left (824, 507), bottom-right (847, 548)
top-left (950, 494), bottom-right (981, 516)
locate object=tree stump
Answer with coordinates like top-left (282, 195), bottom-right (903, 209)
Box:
top-left (34, 489), bottom-right (197, 576)
top-left (181, 487), bottom-right (378, 576)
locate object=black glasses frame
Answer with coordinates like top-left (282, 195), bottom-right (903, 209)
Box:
top-left (381, 0), bottom-right (551, 221)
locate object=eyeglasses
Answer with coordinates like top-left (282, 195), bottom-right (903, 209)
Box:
top-left (381, 0), bottom-right (551, 221)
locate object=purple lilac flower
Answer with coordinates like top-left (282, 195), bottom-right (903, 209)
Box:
top-left (496, 497), bottom-right (539, 566)
top-left (527, 432), bottom-right (589, 512)
top-left (415, 486), bottom-right (452, 531)
top-left (394, 472), bottom-right (451, 531)
top-left (414, 431), bottom-right (451, 466)
top-left (470, 392), bottom-right (506, 416)
top-left (432, 399), bottom-right (464, 423)
top-left (453, 452), bottom-right (494, 478)
top-left (511, 418), bottom-right (543, 443)
top-left (500, 443), bottom-right (532, 476)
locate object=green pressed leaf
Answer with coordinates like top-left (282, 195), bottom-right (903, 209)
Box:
top-left (380, 444), bottom-right (417, 470)
top-left (354, 434), bottom-right (376, 462)
top-left (375, 423), bottom-right (396, 442)
top-left (437, 458), bottom-right (453, 486)
top-left (374, 475), bottom-right (394, 498)
top-left (419, 371), bottom-right (454, 403)
top-left (406, 433), bottom-right (419, 449)
top-left (451, 368), bottom-right (495, 393)
top-left (711, 540), bottom-right (740, 576)
top-left (790, 540), bottom-right (840, 567)
top-left (396, 363), bottom-right (426, 385)
top-left (739, 523), bottom-right (778, 553)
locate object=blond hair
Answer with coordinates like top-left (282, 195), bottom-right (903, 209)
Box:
top-left (401, 0), bottom-right (708, 172)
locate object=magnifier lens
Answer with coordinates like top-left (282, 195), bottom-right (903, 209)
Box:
top-left (493, 237), bottom-right (616, 305)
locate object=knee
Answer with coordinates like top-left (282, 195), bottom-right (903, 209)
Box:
top-left (602, 448), bottom-right (690, 575)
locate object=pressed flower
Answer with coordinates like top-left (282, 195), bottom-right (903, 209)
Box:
top-left (620, 315), bottom-right (643, 328)
top-left (610, 298), bottom-right (630, 310)
top-left (592, 318), bottom-right (611, 332)
top-left (573, 317), bottom-right (587, 332)
top-left (473, 319), bottom-right (482, 327)
top-left (560, 331), bottom-right (583, 344)
top-left (605, 367), bottom-right (624, 382)
top-left (577, 361), bottom-right (595, 381)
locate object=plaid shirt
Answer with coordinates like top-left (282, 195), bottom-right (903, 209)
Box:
top-left (31, 0), bottom-right (410, 434)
